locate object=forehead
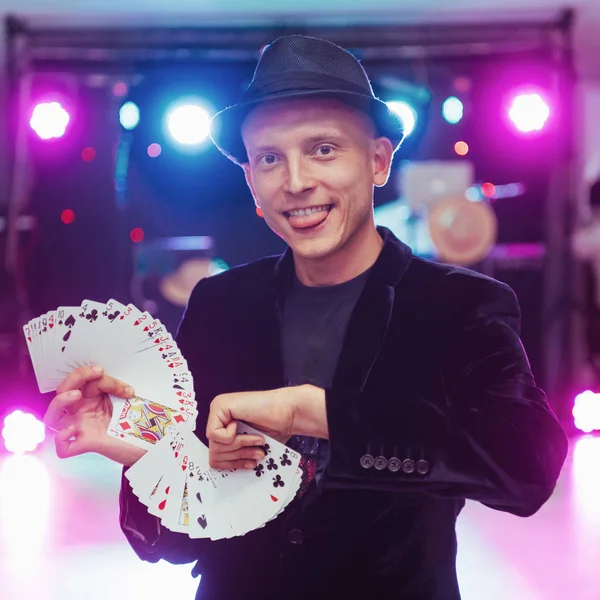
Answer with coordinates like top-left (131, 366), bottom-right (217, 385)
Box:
top-left (241, 97), bottom-right (374, 146)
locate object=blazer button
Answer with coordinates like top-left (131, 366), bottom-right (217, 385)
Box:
top-left (288, 528), bottom-right (304, 545)
top-left (360, 454), bottom-right (374, 469)
top-left (374, 456), bottom-right (388, 470)
top-left (416, 459), bottom-right (430, 475)
top-left (387, 457), bottom-right (401, 472)
top-left (402, 459), bottom-right (416, 474)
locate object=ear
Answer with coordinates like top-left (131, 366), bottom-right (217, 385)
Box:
top-left (242, 163), bottom-right (260, 208)
top-left (372, 137), bottom-right (394, 188)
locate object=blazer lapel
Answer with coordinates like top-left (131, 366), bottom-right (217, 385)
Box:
top-left (331, 227), bottom-right (413, 392)
top-left (237, 252), bottom-right (294, 392)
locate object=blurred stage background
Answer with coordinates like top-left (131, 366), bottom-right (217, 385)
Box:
top-left (1, 2), bottom-right (600, 599)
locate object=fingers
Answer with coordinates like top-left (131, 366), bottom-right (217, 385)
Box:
top-left (206, 395), bottom-right (238, 444)
top-left (211, 445), bottom-right (265, 464)
top-left (56, 365), bottom-right (134, 400)
top-left (56, 365), bottom-right (105, 395)
top-left (84, 373), bottom-right (135, 400)
top-left (55, 426), bottom-right (88, 459)
top-left (237, 434), bottom-right (266, 448)
top-left (208, 434), bottom-right (266, 470)
top-left (206, 416), bottom-right (236, 444)
top-left (211, 458), bottom-right (259, 471)
top-left (44, 389), bottom-right (82, 430)
top-left (217, 433), bottom-right (265, 451)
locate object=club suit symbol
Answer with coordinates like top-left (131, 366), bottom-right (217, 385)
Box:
top-left (85, 309), bottom-right (99, 323)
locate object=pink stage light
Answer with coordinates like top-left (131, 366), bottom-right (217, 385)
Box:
top-left (572, 390), bottom-right (600, 434)
top-left (1, 411), bottom-right (45, 454)
top-left (29, 101), bottom-right (70, 140)
top-left (508, 93), bottom-right (550, 133)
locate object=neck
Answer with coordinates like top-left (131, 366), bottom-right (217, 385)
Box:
top-left (293, 221), bottom-right (383, 287)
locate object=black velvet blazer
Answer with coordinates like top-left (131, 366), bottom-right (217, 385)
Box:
top-left (120, 227), bottom-right (568, 600)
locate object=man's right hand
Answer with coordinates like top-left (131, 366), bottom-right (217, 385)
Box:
top-left (208, 427), bottom-right (266, 471)
top-left (43, 365), bottom-right (145, 466)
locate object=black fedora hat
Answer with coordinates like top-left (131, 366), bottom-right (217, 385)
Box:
top-left (210, 35), bottom-right (405, 165)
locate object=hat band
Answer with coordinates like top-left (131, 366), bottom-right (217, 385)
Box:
top-left (244, 72), bottom-right (372, 102)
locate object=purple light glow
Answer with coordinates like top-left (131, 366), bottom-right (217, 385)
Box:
top-left (1, 411), bottom-right (45, 454)
top-left (508, 93), bottom-right (550, 133)
top-left (29, 102), bottom-right (70, 140)
top-left (573, 390), bottom-right (600, 434)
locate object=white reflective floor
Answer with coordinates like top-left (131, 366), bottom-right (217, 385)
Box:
top-left (0, 435), bottom-right (597, 600)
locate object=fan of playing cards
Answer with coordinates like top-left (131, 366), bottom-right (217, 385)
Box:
top-left (23, 298), bottom-right (303, 540)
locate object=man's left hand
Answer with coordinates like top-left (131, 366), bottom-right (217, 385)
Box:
top-left (206, 384), bottom-right (328, 446)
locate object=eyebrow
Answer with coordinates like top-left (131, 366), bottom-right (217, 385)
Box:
top-left (251, 132), bottom-right (347, 155)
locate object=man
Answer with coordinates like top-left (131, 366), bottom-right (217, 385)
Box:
top-left (45, 36), bottom-right (568, 600)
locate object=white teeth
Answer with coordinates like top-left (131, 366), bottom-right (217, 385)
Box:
top-left (287, 205), bottom-right (331, 217)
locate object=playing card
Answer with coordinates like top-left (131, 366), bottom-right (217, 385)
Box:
top-left (126, 424), bottom-right (303, 540)
top-left (108, 395), bottom-right (193, 451)
top-left (23, 320), bottom-right (43, 391)
top-left (24, 298), bottom-right (196, 436)
top-left (24, 299), bottom-right (305, 542)
top-left (207, 422), bottom-right (302, 539)
top-left (157, 430), bottom-right (197, 533)
top-left (125, 433), bottom-right (176, 500)
top-left (184, 435), bottom-right (235, 540)
top-left (146, 430), bottom-right (190, 528)
top-left (47, 306), bottom-right (84, 388)
top-left (99, 298), bottom-right (128, 327)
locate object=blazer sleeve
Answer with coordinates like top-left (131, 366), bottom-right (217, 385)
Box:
top-left (118, 279), bottom-right (212, 565)
top-left (323, 274), bottom-right (569, 518)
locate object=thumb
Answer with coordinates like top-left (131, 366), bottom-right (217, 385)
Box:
top-left (55, 426), bottom-right (89, 459)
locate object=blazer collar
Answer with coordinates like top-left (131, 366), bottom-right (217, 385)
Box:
top-left (272, 226), bottom-right (413, 295)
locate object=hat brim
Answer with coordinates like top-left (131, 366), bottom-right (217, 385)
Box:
top-left (209, 89), bottom-right (405, 166)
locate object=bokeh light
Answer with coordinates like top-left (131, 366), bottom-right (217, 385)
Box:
top-left (465, 186), bottom-right (483, 202)
top-left (386, 101), bottom-right (417, 137)
top-left (573, 390), bottom-right (600, 433)
top-left (81, 147), bottom-right (96, 162)
top-left (61, 209), bottom-right (75, 224)
top-left (508, 93), bottom-right (550, 133)
top-left (165, 103), bottom-right (211, 145)
top-left (2, 411), bottom-right (45, 454)
top-left (30, 102), bottom-right (70, 140)
top-left (481, 182), bottom-right (496, 198)
top-left (0, 454), bottom-right (51, 577)
top-left (147, 143), bottom-right (162, 158)
top-left (130, 227), bottom-right (145, 243)
top-left (454, 141), bottom-right (469, 156)
top-left (442, 96), bottom-right (464, 124)
top-left (453, 76), bottom-right (472, 93)
top-left (119, 101), bottom-right (140, 131)
top-left (113, 82), bottom-right (128, 97)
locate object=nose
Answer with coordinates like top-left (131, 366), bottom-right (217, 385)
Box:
top-left (283, 156), bottom-right (315, 195)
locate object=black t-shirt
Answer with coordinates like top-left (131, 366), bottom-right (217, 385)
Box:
top-left (281, 266), bottom-right (371, 478)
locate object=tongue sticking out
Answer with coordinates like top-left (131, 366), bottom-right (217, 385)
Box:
top-left (288, 208), bottom-right (330, 230)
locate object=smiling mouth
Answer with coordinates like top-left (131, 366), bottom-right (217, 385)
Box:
top-left (283, 204), bottom-right (333, 218)
top-left (284, 204), bottom-right (333, 230)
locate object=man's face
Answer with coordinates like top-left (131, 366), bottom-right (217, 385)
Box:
top-left (241, 98), bottom-right (393, 262)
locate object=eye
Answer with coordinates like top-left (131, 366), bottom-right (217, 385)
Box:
top-left (314, 145), bottom-right (335, 156)
top-left (258, 154), bottom-right (278, 166)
